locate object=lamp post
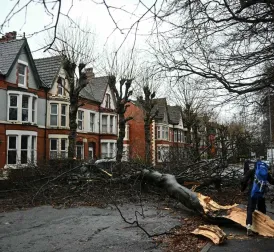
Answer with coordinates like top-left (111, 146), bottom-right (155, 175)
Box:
top-left (268, 88), bottom-right (273, 173)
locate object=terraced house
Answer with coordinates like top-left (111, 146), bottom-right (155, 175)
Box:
top-left (0, 32), bottom-right (118, 170)
top-left (123, 98), bottom-right (188, 165)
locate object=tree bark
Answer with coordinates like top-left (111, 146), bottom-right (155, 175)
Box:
top-left (142, 169), bottom-right (274, 237)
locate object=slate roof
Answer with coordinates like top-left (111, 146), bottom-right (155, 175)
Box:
top-left (34, 56), bottom-right (62, 88)
top-left (0, 39), bottom-right (25, 75)
top-left (152, 98), bottom-right (168, 121)
top-left (80, 76), bottom-right (109, 103)
top-left (168, 105), bottom-right (182, 124)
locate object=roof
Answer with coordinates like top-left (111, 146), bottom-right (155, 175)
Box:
top-left (80, 76), bottom-right (109, 103)
top-left (0, 39), bottom-right (25, 75)
top-left (152, 98), bottom-right (167, 120)
top-left (168, 105), bottom-right (182, 124)
top-left (34, 56), bottom-right (62, 88)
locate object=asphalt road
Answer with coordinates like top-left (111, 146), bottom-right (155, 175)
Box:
top-left (0, 203), bottom-right (182, 252)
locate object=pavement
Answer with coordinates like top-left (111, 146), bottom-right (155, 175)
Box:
top-left (203, 201), bottom-right (274, 252)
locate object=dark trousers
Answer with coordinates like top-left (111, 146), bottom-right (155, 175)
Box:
top-left (246, 196), bottom-right (266, 225)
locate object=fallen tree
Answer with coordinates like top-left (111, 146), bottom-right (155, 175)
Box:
top-left (141, 169), bottom-right (274, 237)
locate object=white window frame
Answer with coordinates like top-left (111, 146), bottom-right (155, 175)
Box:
top-left (7, 91), bottom-right (37, 123)
top-left (105, 93), bottom-right (111, 108)
top-left (61, 104), bottom-right (67, 127)
top-left (102, 115), bottom-right (108, 133)
top-left (90, 112), bottom-right (95, 132)
top-left (101, 140), bottom-right (116, 159)
top-left (18, 60), bottom-right (28, 88)
top-left (76, 141), bottom-right (84, 160)
top-left (57, 77), bottom-right (65, 96)
top-left (50, 103), bottom-right (58, 126)
top-left (48, 135), bottom-right (68, 159)
top-left (77, 110), bottom-right (84, 130)
top-left (5, 130), bottom-right (37, 167)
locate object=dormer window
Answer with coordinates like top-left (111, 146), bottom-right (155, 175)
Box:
top-left (18, 61), bottom-right (28, 87)
top-left (106, 94), bottom-right (111, 108)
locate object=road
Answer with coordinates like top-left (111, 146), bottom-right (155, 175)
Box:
top-left (0, 203), bottom-right (182, 252)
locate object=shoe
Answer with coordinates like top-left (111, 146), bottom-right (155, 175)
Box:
top-left (246, 224), bottom-right (253, 236)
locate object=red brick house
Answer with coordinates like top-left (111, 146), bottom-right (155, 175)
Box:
top-left (124, 98), bottom-right (188, 165)
top-left (0, 32), bottom-right (118, 171)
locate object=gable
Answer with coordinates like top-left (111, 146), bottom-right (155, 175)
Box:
top-left (48, 67), bottom-right (70, 98)
top-left (102, 84), bottom-right (116, 109)
top-left (5, 47), bottom-right (40, 90)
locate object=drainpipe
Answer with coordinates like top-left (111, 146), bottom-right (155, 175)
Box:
top-left (98, 106), bottom-right (101, 158)
top-left (44, 89), bottom-right (49, 161)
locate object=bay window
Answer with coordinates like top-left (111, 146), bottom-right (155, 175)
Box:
top-left (49, 102), bottom-right (68, 127)
top-left (101, 114), bottom-right (117, 134)
top-left (101, 141), bottom-right (116, 159)
top-left (8, 91), bottom-right (37, 123)
top-left (6, 130), bottom-right (37, 166)
top-left (156, 125), bottom-right (169, 140)
top-left (49, 136), bottom-right (68, 159)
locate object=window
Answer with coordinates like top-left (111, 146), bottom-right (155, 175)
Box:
top-left (76, 141), bottom-right (84, 159)
top-left (21, 135), bottom-right (28, 164)
top-left (105, 94), bottom-right (111, 108)
top-left (57, 77), bottom-right (65, 96)
top-left (165, 127), bottom-right (169, 140)
top-left (50, 139), bottom-right (58, 159)
top-left (101, 143), bottom-right (108, 158)
top-left (32, 98), bottom-right (36, 123)
top-left (22, 95), bottom-right (29, 121)
top-left (7, 136), bottom-right (17, 164)
top-left (78, 110), bottom-right (84, 130)
top-left (61, 105), bottom-right (66, 127)
top-left (174, 130), bottom-right (178, 142)
top-left (18, 63), bottom-right (27, 87)
top-left (50, 104), bottom-right (58, 126)
top-left (101, 141), bottom-right (116, 159)
top-left (8, 92), bottom-right (37, 123)
top-left (102, 115), bottom-right (107, 133)
top-left (110, 115), bottom-right (114, 133)
top-left (9, 95), bottom-right (18, 120)
top-left (49, 103), bottom-right (68, 127)
top-left (49, 137), bottom-right (68, 159)
top-left (60, 139), bottom-right (67, 158)
top-left (6, 131), bottom-right (37, 166)
top-left (88, 142), bottom-right (94, 159)
top-left (157, 126), bottom-right (161, 139)
top-left (90, 113), bottom-right (95, 132)
top-left (156, 125), bottom-right (169, 140)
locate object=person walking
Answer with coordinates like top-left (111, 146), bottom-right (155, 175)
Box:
top-left (241, 159), bottom-right (274, 235)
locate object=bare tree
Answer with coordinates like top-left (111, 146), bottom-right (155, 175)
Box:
top-left (49, 23), bottom-right (96, 158)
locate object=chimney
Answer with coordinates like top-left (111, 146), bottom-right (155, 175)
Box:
top-left (0, 31), bottom-right (17, 43)
top-left (85, 67), bottom-right (95, 80)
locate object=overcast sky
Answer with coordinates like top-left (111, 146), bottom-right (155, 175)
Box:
top-left (1, 0), bottom-right (157, 58)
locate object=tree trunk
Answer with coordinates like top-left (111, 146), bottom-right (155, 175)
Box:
top-left (68, 96), bottom-right (78, 159)
top-left (142, 169), bottom-right (274, 237)
top-left (144, 119), bottom-right (151, 164)
top-left (117, 111), bottom-right (126, 163)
